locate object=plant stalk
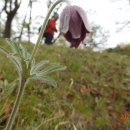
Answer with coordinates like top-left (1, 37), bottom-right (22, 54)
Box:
top-left (29, 0), bottom-right (68, 67)
top-left (4, 77), bottom-right (28, 130)
top-left (4, 1), bottom-right (69, 130)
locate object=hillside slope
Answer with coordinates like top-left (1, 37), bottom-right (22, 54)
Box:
top-left (0, 38), bottom-right (130, 130)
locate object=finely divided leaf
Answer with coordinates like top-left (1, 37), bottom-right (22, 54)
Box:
top-left (30, 60), bottom-right (49, 74)
top-left (36, 64), bottom-right (66, 76)
top-left (31, 76), bottom-right (57, 87)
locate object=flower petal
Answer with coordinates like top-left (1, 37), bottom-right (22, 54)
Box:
top-left (60, 6), bottom-right (71, 34)
top-left (74, 6), bottom-right (91, 33)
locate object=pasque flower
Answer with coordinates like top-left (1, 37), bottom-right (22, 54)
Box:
top-left (60, 5), bottom-right (91, 48)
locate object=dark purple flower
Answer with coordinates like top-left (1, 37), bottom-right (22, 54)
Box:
top-left (60, 5), bottom-right (91, 48)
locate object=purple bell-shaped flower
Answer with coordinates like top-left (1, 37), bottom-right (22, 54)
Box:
top-left (60, 5), bottom-right (91, 48)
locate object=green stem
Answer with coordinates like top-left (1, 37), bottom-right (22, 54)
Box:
top-left (5, 77), bottom-right (28, 130)
top-left (29, 0), bottom-right (68, 68)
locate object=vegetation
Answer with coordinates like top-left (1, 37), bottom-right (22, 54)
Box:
top-left (106, 44), bottom-right (130, 56)
top-left (0, 38), bottom-right (130, 130)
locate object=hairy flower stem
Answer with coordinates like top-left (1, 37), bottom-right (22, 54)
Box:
top-left (29, 0), bottom-right (68, 67)
top-left (4, 1), bottom-right (68, 130)
top-left (5, 77), bottom-right (28, 130)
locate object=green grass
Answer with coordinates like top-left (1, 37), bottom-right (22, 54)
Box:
top-left (0, 38), bottom-right (130, 130)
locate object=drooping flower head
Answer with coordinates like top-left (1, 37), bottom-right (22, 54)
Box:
top-left (60, 5), bottom-right (91, 48)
